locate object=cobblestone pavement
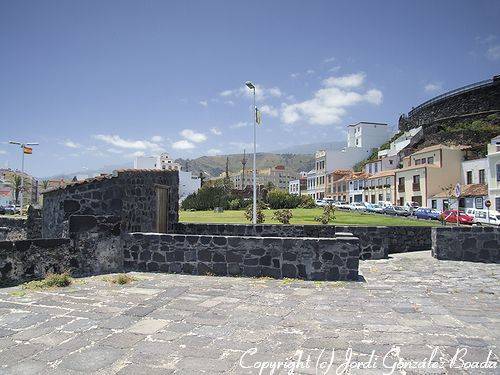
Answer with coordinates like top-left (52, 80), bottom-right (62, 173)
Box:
top-left (0, 251), bottom-right (498, 374)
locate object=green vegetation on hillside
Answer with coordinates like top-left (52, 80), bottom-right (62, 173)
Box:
top-left (175, 152), bottom-right (314, 178)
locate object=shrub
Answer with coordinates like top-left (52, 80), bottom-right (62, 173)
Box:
top-left (228, 198), bottom-right (243, 210)
top-left (299, 195), bottom-right (316, 208)
top-left (266, 189), bottom-right (301, 209)
top-left (107, 274), bottom-right (136, 285)
top-left (181, 185), bottom-right (240, 211)
top-left (314, 204), bottom-right (336, 225)
top-left (273, 209), bottom-right (293, 224)
top-left (244, 204), bottom-right (266, 223)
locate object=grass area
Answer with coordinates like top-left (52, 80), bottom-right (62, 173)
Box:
top-left (22, 272), bottom-right (73, 290)
top-left (179, 208), bottom-right (438, 226)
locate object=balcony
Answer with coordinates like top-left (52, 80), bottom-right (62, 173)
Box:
top-left (412, 183), bottom-right (421, 192)
top-left (398, 185), bottom-right (405, 192)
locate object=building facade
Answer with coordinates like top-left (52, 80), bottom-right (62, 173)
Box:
top-left (364, 171), bottom-right (396, 204)
top-left (231, 165), bottom-right (297, 191)
top-left (347, 122), bottom-right (389, 149)
top-left (487, 135), bottom-right (500, 211)
top-left (396, 145), bottom-right (464, 208)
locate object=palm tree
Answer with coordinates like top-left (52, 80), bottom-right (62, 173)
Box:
top-left (7, 174), bottom-right (22, 204)
top-left (41, 180), bottom-right (50, 191)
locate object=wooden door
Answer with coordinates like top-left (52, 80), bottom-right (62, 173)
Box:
top-left (156, 185), bottom-right (169, 233)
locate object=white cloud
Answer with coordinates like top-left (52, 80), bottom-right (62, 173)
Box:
top-left (323, 72), bottom-right (365, 88)
top-left (486, 45), bottom-right (500, 60)
top-left (172, 140), bottom-right (195, 150)
top-left (323, 57), bottom-right (336, 63)
top-left (280, 73), bottom-right (383, 126)
top-left (63, 140), bottom-right (81, 149)
top-left (290, 73), bottom-right (299, 79)
top-left (210, 127), bottom-right (222, 135)
top-left (94, 134), bottom-right (163, 152)
top-left (260, 105), bottom-right (278, 117)
top-left (0, 150), bottom-right (6, 155)
top-left (224, 100), bottom-right (235, 106)
top-left (219, 84), bottom-right (282, 102)
top-left (180, 129), bottom-right (207, 143)
top-left (230, 121), bottom-right (248, 129)
top-left (306, 69), bottom-right (315, 75)
top-left (107, 148), bottom-right (123, 154)
top-left (207, 148), bottom-right (222, 155)
top-left (424, 82), bottom-right (442, 92)
top-left (199, 100), bottom-right (208, 107)
top-left (151, 135), bottom-right (163, 142)
top-left (328, 65), bottom-right (341, 73)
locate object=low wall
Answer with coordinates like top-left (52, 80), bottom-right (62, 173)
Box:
top-left (432, 227), bottom-right (499, 263)
top-left (0, 238), bottom-right (73, 285)
top-left (174, 223), bottom-right (433, 259)
top-left (123, 232), bottom-right (360, 281)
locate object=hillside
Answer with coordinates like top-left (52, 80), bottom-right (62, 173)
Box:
top-left (175, 153), bottom-right (314, 177)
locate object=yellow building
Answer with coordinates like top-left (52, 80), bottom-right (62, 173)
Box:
top-left (395, 145), bottom-right (465, 207)
top-left (364, 170), bottom-right (396, 204)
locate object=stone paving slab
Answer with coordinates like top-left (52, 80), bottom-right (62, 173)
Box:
top-left (0, 251), bottom-right (498, 374)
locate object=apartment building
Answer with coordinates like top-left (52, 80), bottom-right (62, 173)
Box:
top-left (487, 135), bottom-right (500, 211)
top-left (326, 170), bottom-right (353, 202)
top-left (348, 172), bottom-right (369, 203)
top-left (364, 170), bottom-right (396, 204)
top-left (232, 165), bottom-right (297, 191)
top-left (289, 173), bottom-right (307, 196)
top-left (395, 145), bottom-right (464, 208)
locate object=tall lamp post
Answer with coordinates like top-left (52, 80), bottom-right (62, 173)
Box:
top-left (245, 81), bottom-right (257, 224)
top-left (9, 141), bottom-right (39, 215)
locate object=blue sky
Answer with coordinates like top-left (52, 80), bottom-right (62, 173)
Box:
top-left (1, 0), bottom-right (499, 177)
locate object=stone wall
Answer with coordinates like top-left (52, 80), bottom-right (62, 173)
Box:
top-left (174, 223), bottom-right (433, 259)
top-left (431, 227), bottom-right (499, 263)
top-left (0, 238), bottom-right (73, 285)
top-left (399, 78), bottom-right (500, 131)
top-left (123, 232), bottom-right (360, 281)
top-left (0, 217), bottom-right (26, 241)
top-left (42, 170), bottom-right (179, 238)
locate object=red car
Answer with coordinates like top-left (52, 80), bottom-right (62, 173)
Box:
top-left (441, 210), bottom-right (474, 225)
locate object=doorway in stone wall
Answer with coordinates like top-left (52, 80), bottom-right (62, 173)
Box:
top-left (155, 185), bottom-right (169, 233)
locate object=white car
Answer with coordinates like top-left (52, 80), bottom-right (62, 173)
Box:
top-left (335, 202), bottom-right (351, 210)
top-left (349, 202), bottom-right (367, 211)
top-left (465, 208), bottom-right (500, 226)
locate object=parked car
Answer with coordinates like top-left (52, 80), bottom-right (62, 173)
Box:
top-left (349, 202), bottom-right (367, 211)
top-left (366, 203), bottom-right (384, 213)
top-left (377, 201), bottom-right (393, 208)
top-left (315, 199), bottom-right (326, 206)
top-left (465, 208), bottom-right (500, 226)
top-left (335, 202), bottom-right (351, 210)
top-left (0, 206), bottom-right (5, 215)
top-left (414, 207), bottom-right (441, 220)
top-left (383, 205), bottom-right (410, 216)
top-left (4, 204), bottom-right (19, 215)
top-left (441, 210), bottom-right (474, 225)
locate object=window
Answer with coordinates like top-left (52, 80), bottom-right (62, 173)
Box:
top-left (386, 193), bottom-right (391, 201)
top-left (389, 160), bottom-right (393, 165)
top-left (374, 164), bottom-right (378, 173)
top-left (369, 164), bottom-right (372, 173)
top-left (427, 157), bottom-right (434, 164)
top-left (496, 197), bottom-right (500, 211)
top-left (466, 171), bottom-right (472, 184)
top-left (378, 194), bottom-right (383, 201)
top-left (497, 164), bottom-right (500, 182)
top-left (377, 178), bottom-right (382, 186)
top-left (431, 200), bottom-right (437, 209)
top-left (385, 177), bottom-right (391, 185)
top-left (479, 169), bottom-right (485, 184)
top-left (421, 158), bottom-right (426, 164)
top-left (413, 175), bottom-right (420, 184)
top-left (415, 159), bottom-right (421, 165)
top-left (399, 177), bottom-right (405, 185)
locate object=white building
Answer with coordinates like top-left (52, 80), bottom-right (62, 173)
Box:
top-left (134, 153), bottom-right (200, 201)
top-left (487, 135), bottom-right (500, 211)
top-left (347, 122), bottom-right (389, 149)
top-left (306, 170), bottom-right (320, 199)
top-left (462, 158), bottom-right (488, 185)
top-left (289, 180), bottom-right (300, 195)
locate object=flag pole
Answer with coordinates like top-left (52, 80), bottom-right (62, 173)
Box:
top-left (252, 86), bottom-right (257, 224)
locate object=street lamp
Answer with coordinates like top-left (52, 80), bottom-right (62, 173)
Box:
top-left (9, 141), bottom-right (39, 215)
top-left (245, 81), bottom-right (257, 224)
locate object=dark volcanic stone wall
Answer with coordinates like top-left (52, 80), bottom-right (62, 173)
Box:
top-left (174, 223), bottom-right (432, 259)
top-left (0, 217), bottom-right (26, 241)
top-left (42, 170), bottom-right (179, 238)
top-left (0, 238), bottom-right (72, 285)
top-left (399, 79), bottom-right (500, 131)
top-left (432, 227), bottom-right (499, 263)
top-left (123, 232), bottom-right (360, 281)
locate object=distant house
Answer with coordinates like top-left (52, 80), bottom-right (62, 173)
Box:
top-left (487, 135), bottom-right (500, 211)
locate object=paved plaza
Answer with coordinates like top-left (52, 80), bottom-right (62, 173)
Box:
top-left (0, 251), bottom-right (498, 374)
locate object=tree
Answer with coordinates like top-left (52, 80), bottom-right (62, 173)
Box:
top-left (41, 180), bottom-right (50, 191)
top-left (273, 209), bottom-right (293, 224)
top-left (314, 204), bottom-right (336, 225)
top-left (266, 189), bottom-right (301, 209)
top-left (7, 174), bottom-right (22, 204)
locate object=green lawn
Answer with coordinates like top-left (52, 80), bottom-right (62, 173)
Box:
top-left (179, 208), bottom-right (439, 226)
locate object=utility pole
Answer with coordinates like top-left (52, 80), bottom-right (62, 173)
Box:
top-left (9, 141), bottom-right (39, 215)
top-left (245, 81), bottom-right (257, 224)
